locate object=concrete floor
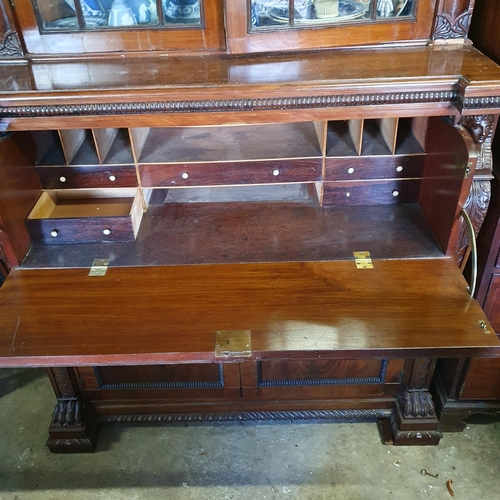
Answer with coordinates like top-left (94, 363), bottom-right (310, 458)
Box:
top-left (0, 369), bottom-right (499, 500)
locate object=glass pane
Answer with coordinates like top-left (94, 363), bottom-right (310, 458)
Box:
top-left (36, 0), bottom-right (82, 30)
top-left (163, 0), bottom-right (202, 25)
top-left (35, 0), bottom-right (164, 30)
top-left (250, 0), bottom-right (415, 29)
top-left (251, 0), bottom-right (373, 29)
top-left (376, 0), bottom-right (414, 18)
top-left (295, 0), bottom-right (371, 26)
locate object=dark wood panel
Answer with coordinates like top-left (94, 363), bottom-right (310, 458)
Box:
top-left (461, 358), bottom-right (500, 399)
top-left (98, 364), bottom-right (223, 387)
top-left (37, 166), bottom-right (138, 189)
top-left (259, 359), bottom-right (384, 384)
top-left (139, 123), bottom-right (322, 163)
top-left (323, 179), bottom-right (421, 205)
top-left (78, 363), bottom-right (242, 401)
top-left (139, 160), bottom-right (321, 187)
top-left (418, 117), bottom-right (475, 256)
top-left (482, 275), bottom-right (500, 333)
top-left (325, 156), bottom-right (425, 181)
top-left (0, 260), bottom-right (498, 366)
top-left (0, 135), bottom-right (41, 264)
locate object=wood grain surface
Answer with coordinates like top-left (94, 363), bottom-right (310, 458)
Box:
top-left (0, 259), bottom-right (498, 367)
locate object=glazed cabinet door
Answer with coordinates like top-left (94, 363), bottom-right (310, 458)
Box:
top-left (226, 0), bottom-right (438, 53)
top-left (12, 0), bottom-right (225, 54)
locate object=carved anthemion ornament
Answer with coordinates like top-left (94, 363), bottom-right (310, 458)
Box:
top-left (433, 1), bottom-right (476, 40)
top-left (0, 30), bottom-right (23, 58)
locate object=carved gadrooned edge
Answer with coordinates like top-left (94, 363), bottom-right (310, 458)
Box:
top-left (389, 414), bottom-right (443, 442)
top-left (101, 409), bottom-right (392, 423)
top-left (0, 91), bottom-right (458, 119)
top-left (400, 390), bottom-right (436, 419)
top-left (51, 399), bottom-right (83, 426)
top-left (461, 96), bottom-right (500, 110)
top-left (46, 437), bottom-right (97, 453)
top-left (0, 31), bottom-right (23, 58)
top-left (2, 93), bottom-right (499, 120)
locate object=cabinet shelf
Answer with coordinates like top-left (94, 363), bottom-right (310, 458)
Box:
top-left (136, 122), bottom-right (323, 163)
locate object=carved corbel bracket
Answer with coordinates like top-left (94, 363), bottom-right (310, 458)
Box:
top-left (432, 0), bottom-right (476, 41)
top-left (455, 115), bottom-right (496, 264)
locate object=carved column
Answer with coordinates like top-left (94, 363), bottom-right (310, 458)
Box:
top-left (455, 115), bottom-right (496, 265)
top-left (46, 368), bottom-right (100, 453)
top-left (390, 359), bottom-right (443, 445)
top-left (432, 0), bottom-right (475, 42)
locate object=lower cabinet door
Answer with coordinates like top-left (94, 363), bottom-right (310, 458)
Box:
top-left (77, 363), bottom-right (241, 401)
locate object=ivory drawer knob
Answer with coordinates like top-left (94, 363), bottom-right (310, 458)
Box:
top-left (59, 176), bottom-right (66, 183)
top-left (50, 230), bottom-right (58, 237)
top-left (392, 190), bottom-right (400, 197)
top-left (396, 166), bottom-right (403, 172)
top-left (347, 167), bottom-right (355, 174)
top-left (109, 175), bottom-right (117, 182)
top-left (272, 169), bottom-right (280, 176)
top-left (103, 228), bottom-right (111, 236)
top-left (181, 172), bottom-right (189, 179)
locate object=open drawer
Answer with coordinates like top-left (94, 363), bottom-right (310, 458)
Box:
top-left (25, 189), bottom-right (146, 245)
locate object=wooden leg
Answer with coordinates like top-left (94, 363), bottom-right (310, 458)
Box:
top-left (46, 398), bottom-right (100, 453)
top-left (46, 367), bottom-right (100, 453)
top-left (389, 358), bottom-right (443, 446)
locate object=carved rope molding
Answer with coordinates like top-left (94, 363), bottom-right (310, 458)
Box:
top-left (0, 31), bottom-right (23, 58)
top-left (101, 409), bottom-right (392, 423)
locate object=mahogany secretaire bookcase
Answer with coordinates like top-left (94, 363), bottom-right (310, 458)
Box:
top-left (1, 0), bottom-right (500, 452)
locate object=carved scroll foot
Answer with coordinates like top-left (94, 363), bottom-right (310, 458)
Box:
top-left (390, 390), bottom-right (443, 446)
top-left (46, 399), bottom-right (100, 453)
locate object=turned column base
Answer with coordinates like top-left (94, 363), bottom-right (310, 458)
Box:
top-left (46, 399), bottom-right (100, 454)
top-left (390, 390), bottom-right (443, 446)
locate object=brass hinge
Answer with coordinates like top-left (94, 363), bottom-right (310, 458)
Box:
top-left (353, 251), bottom-right (374, 269)
top-left (88, 258), bottom-right (110, 277)
top-left (215, 330), bottom-right (251, 358)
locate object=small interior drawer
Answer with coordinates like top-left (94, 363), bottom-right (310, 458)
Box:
top-left (36, 166), bottom-right (138, 189)
top-left (26, 189), bottom-right (145, 245)
top-left (138, 160), bottom-right (322, 188)
top-left (323, 179), bottom-right (421, 206)
top-left (325, 156), bottom-right (425, 181)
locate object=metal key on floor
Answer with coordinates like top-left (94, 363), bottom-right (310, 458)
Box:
top-left (421, 469), bottom-right (439, 478)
